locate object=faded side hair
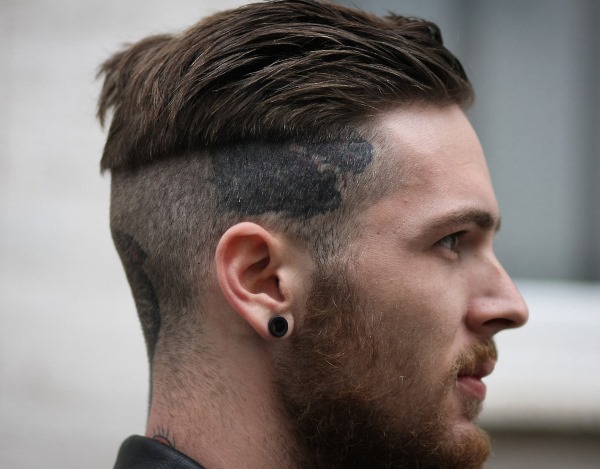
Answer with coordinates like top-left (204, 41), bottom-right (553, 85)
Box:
top-left (97, 0), bottom-right (473, 369)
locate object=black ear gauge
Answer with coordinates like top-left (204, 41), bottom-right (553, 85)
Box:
top-left (268, 316), bottom-right (289, 338)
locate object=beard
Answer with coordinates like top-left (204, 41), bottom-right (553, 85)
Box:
top-left (274, 266), bottom-right (494, 469)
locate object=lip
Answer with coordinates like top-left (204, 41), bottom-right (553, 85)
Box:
top-left (456, 360), bottom-right (496, 401)
top-left (457, 376), bottom-right (487, 401)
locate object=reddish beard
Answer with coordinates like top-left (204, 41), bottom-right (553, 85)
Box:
top-left (274, 268), bottom-right (493, 469)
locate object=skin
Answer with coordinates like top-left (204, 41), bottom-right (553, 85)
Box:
top-left (348, 104), bottom-right (529, 432)
top-left (272, 105), bottom-right (529, 468)
top-left (146, 104), bottom-right (528, 469)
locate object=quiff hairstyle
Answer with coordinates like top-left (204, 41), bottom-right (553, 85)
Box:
top-left (98, 0), bottom-right (473, 368)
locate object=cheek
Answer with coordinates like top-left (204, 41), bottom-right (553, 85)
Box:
top-left (355, 270), bottom-right (465, 378)
top-left (349, 241), bottom-right (468, 366)
top-left (361, 265), bottom-right (462, 335)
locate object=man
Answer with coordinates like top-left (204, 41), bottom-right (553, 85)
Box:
top-left (98, 1), bottom-right (528, 468)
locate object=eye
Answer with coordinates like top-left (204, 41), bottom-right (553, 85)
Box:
top-left (437, 232), bottom-right (463, 253)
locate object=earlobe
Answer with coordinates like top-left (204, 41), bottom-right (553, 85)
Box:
top-left (215, 222), bottom-right (296, 340)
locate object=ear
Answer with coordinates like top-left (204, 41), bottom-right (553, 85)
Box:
top-left (215, 222), bottom-right (307, 340)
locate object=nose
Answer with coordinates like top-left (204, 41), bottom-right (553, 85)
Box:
top-left (466, 254), bottom-right (529, 336)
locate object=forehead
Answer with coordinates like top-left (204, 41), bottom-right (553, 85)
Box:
top-left (364, 104), bottom-right (499, 230)
top-left (371, 104), bottom-right (485, 176)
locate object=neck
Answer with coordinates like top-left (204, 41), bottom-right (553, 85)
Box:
top-left (146, 337), bottom-right (304, 469)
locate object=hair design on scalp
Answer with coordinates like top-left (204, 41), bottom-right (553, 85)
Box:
top-left (212, 134), bottom-right (372, 219)
top-left (98, 0), bottom-right (473, 172)
top-left (98, 0), bottom-right (473, 368)
top-left (112, 231), bottom-right (161, 359)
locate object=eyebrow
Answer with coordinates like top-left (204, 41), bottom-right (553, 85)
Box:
top-left (421, 208), bottom-right (501, 237)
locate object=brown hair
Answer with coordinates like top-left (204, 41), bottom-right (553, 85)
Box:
top-left (98, 0), bottom-right (472, 172)
top-left (98, 0), bottom-right (473, 367)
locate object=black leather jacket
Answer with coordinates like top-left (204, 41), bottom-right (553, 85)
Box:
top-left (114, 435), bottom-right (206, 469)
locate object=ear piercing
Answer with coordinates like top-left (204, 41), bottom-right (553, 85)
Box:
top-left (268, 316), bottom-right (288, 338)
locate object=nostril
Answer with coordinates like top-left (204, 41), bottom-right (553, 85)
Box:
top-left (483, 317), bottom-right (517, 332)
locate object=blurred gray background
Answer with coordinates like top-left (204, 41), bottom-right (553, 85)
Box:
top-left (1, 0), bottom-right (598, 468)
top-left (340, 0), bottom-right (600, 282)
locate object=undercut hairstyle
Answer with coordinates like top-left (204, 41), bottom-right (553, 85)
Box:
top-left (98, 0), bottom-right (473, 370)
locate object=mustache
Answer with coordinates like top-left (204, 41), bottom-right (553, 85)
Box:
top-left (451, 340), bottom-right (498, 378)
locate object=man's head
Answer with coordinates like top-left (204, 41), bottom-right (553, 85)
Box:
top-left (98, 1), bottom-right (527, 468)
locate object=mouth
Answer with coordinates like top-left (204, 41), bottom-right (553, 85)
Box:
top-left (456, 360), bottom-right (495, 401)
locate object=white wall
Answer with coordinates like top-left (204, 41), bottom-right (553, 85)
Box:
top-left (0, 2), bottom-right (250, 468)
